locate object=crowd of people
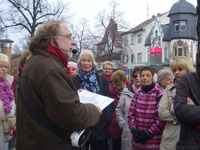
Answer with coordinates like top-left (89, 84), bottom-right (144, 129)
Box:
top-left (0, 20), bottom-right (200, 150)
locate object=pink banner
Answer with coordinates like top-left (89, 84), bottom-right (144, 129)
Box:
top-left (150, 48), bottom-right (162, 53)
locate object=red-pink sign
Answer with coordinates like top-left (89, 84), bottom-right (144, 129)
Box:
top-left (150, 48), bottom-right (162, 53)
top-left (150, 53), bottom-right (157, 56)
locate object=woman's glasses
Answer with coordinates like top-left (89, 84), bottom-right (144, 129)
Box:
top-left (133, 74), bottom-right (139, 78)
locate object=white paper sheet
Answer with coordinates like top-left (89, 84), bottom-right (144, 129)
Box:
top-left (78, 90), bottom-right (114, 110)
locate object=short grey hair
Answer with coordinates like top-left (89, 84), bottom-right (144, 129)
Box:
top-left (77, 50), bottom-right (97, 69)
top-left (157, 70), bottom-right (173, 84)
top-left (102, 61), bottom-right (113, 69)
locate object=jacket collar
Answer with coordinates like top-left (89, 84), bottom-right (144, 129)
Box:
top-left (32, 47), bottom-right (66, 69)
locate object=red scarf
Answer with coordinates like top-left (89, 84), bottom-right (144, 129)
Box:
top-left (102, 73), bottom-right (112, 81)
top-left (46, 45), bottom-right (71, 77)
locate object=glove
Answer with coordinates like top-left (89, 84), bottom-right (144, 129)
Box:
top-left (130, 127), bottom-right (147, 144)
top-left (144, 130), bottom-right (153, 140)
top-left (130, 127), bottom-right (153, 144)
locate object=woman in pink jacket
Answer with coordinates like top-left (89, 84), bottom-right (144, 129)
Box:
top-left (128, 66), bottom-right (165, 150)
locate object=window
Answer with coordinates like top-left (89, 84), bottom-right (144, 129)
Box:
top-left (174, 47), bottom-right (177, 56)
top-left (164, 47), bottom-right (168, 59)
top-left (137, 34), bottom-right (142, 44)
top-left (4, 50), bottom-right (7, 54)
top-left (130, 34), bottom-right (134, 45)
top-left (137, 53), bottom-right (142, 62)
top-left (155, 30), bottom-right (158, 40)
top-left (131, 54), bottom-right (135, 63)
top-left (1, 42), bottom-right (9, 48)
top-left (173, 41), bottom-right (188, 57)
top-left (174, 21), bottom-right (179, 32)
top-left (184, 47), bottom-right (187, 56)
top-left (126, 54), bottom-right (129, 63)
top-left (123, 36), bottom-right (128, 47)
top-left (180, 21), bottom-right (186, 31)
top-left (178, 48), bottom-right (182, 56)
top-left (174, 20), bottom-right (186, 32)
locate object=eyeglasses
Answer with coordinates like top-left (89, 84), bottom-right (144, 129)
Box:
top-left (56, 34), bottom-right (72, 40)
top-left (103, 68), bottom-right (112, 70)
top-left (133, 74), bottom-right (139, 78)
top-left (0, 64), bottom-right (9, 69)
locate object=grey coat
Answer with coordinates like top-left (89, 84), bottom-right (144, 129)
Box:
top-left (158, 83), bottom-right (180, 150)
top-left (116, 87), bottom-right (133, 150)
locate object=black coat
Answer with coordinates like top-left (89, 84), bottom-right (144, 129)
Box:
top-left (72, 74), bottom-right (114, 141)
top-left (174, 73), bottom-right (200, 150)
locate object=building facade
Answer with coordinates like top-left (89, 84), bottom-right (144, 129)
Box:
top-left (0, 39), bottom-right (14, 73)
top-left (96, 18), bottom-right (124, 71)
top-left (122, 0), bottom-right (197, 70)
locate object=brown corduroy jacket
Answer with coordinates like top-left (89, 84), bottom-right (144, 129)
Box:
top-left (16, 48), bottom-right (100, 150)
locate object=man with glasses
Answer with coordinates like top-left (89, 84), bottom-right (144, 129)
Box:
top-left (16, 20), bottom-right (101, 150)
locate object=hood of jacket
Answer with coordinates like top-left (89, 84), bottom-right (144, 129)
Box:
top-left (121, 87), bottom-right (134, 98)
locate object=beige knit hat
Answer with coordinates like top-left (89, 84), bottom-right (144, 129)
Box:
top-left (0, 53), bottom-right (9, 63)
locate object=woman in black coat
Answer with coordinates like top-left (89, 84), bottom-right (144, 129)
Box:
top-left (174, 59), bottom-right (199, 150)
top-left (72, 50), bottom-right (113, 150)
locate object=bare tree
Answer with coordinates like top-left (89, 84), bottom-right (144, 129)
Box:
top-left (95, 0), bottom-right (129, 61)
top-left (72, 18), bottom-right (101, 53)
top-left (0, 0), bottom-right (71, 37)
top-left (12, 44), bottom-right (22, 54)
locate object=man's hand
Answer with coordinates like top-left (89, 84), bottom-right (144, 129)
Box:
top-left (187, 97), bottom-right (195, 105)
top-left (96, 106), bottom-right (102, 115)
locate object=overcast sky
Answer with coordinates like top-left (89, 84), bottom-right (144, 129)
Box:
top-left (8, 0), bottom-right (197, 47)
top-left (68, 0), bottom-right (197, 28)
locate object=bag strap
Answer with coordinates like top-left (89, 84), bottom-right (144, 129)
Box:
top-left (17, 74), bottom-right (71, 142)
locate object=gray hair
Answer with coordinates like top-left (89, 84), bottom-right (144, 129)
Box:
top-left (157, 70), bottom-right (173, 84)
top-left (102, 61), bottom-right (113, 69)
top-left (77, 50), bottom-right (97, 69)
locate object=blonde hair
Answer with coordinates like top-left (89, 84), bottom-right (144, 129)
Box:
top-left (0, 53), bottom-right (9, 64)
top-left (77, 50), bottom-right (97, 69)
top-left (111, 70), bottom-right (127, 84)
top-left (170, 58), bottom-right (195, 73)
top-left (102, 61), bottom-right (113, 69)
top-left (20, 50), bottom-right (32, 66)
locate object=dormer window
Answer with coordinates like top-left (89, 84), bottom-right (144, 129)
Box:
top-left (180, 21), bottom-right (186, 31)
top-left (174, 20), bottom-right (187, 32)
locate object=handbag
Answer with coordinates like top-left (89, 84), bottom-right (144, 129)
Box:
top-left (2, 115), bottom-right (16, 134)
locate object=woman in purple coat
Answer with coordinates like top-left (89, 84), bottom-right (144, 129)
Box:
top-left (128, 66), bottom-right (165, 150)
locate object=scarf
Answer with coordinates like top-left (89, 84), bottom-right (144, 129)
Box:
top-left (0, 78), bottom-right (14, 114)
top-left (102, 73), bottom-right (112, 81)
top-left (141, 82), bottom-right (155, 93)
top-left (78, 69), bottom-right (100, 94)
top-left (46, 45), bottom-right (71, 77)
